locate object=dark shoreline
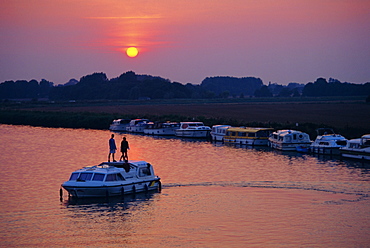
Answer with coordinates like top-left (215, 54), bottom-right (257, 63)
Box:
top-left (0, 108), bottom-right (368, 140)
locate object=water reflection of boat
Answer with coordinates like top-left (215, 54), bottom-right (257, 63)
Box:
top-left (310, 128), bottom-right (347, 155)
top-left (109, 119), bottom-right (131, 132)
top-left (61, 160), bottom-right (161, 198)
top-left (144, 122), bottom-right (180, 136)
top-left (224, 127), bottom-right (274, 146)
top-left (175, 122), bottom-right (211, 138)
top-left (269, 129), bottom-right (311, 151)
top-left (340, 134), bottom-right (370, 161)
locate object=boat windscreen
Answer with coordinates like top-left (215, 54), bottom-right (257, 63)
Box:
top-left (92, 173), bottom-right (105, 181)
top-left (69, 173), bottom-right (79, 181)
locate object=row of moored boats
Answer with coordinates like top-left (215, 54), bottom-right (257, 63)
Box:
top-left (110, 118), bottom-right (370, 161)
top-left (110, 118), bottom-right (211, 138)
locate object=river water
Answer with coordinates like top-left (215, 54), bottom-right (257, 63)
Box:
top-left (0, 124), bottom-right (369, 247)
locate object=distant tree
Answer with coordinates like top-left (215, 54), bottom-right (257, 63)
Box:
top-left (254, 85), bottom-right (272, 97)
top-left (201, 76), bottom-right (263, 97)
top-left (277, 88), bottom-right (292, 97)
top-left (292, 88), bottom-right (301, 97)
top-left (220, 91), bottom-right (230, 98)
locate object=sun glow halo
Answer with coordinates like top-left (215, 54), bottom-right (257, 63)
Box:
top-left (126, 47), bottom-right (139, 58)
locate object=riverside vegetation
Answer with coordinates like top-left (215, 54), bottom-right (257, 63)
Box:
top-left (1, 97), bottom-right (369, 139)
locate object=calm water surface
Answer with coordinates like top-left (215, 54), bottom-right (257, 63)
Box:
top-left (0, 124), bottom-right (369, 247)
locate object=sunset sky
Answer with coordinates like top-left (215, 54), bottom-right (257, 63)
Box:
top-left (1, 0), bottom-right (369, 85)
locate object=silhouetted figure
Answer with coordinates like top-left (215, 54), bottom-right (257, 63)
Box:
top-left (108, 134), bottom-right (117, 162)
top-left (120, 137), bottom-right (130, 161)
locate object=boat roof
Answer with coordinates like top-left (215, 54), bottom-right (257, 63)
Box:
top-left (180, 122), bottom-right (204, 124)
top-left (228, 127), bottom-right (274, 133)
top-left (73, 160), bottom-right (149, 173)
top-left (273, 130), bottom-right (308, 136)
top-left (362, 134), bottom-right (370, 139)
top-left (212, 125), bottom-right (231, 128)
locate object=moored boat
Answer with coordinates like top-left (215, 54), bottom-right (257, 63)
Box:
top-left (224, 127), bottom-right (274, 146)
top-left (175, 122), bottom-right (211, 138)
top-left (61, 160), bottom-right (161, 198)
top-left (144, 122), bottom-right (180, 136)
top-left (109, 119), bottom-right (131, 132)
top-left (340, 134), bottom-right (370, 160)
top-left (126, 119), bottom-right (150, 133)
top-left (210, 125), bottom-right (231, 141)
top-left (310, 128), bottom-right (347, 155)
top-left (269, 129), bottom-right (311, 151)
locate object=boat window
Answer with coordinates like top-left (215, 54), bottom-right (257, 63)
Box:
top-left (92, 173), bottom-right (105, 181)
top-left (117, 173), bottom-right (125, 181)
top-left (248, 133), bottom-right (255, 137)
top-left (319, 142), bottom-right (329, 146)
top-left (78, 173), bottom-right (93, 181)
top-left (69, 172), bottom-right (79, 181)
top-left (364, 140), bottom-right (370, 146)
top-left (258, 131), bottom-right (269, 137)
top-left (293, 134), bottom-right (297, 140)
top-left (336, 141), bottom-right (347, 146)
top-left (105, 174), bottom-right (117, 181)
top-left (139, 167), bottom-right (152, 177)
top-left (349, 143), bottom-right (360, 149)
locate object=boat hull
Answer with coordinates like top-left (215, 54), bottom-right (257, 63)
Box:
top-left (62, 179), bottom-right (161, 198)
top-left (144, 128), bottom-right (176, 136)
top-left (109, 125), bottom-right (129, 132)
top-left (340, 149), bottom-right (370, 160)
top-left (270, 141), bottom-right (312, 151)
top-left (224, 138), bottom-right (269, 146)
top-left (126, 126), bottom-right (146, 133)
top-left (310, 146), bottom-right (341, 155)
top-left (175, 130), bottom-right (210, 138)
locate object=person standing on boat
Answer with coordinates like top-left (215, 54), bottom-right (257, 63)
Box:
top-left (108, 134), bottom-right (117, 162)
top-left (120, 137), bottom-right (130, 161)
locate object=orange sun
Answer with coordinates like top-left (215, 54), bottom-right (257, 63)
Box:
top-left (126, 47), bottom-right (139, 58)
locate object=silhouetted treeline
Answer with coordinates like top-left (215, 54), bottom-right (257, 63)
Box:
top-left (201, 76), bottom-right (263, 98)
top-left (302, 78), bottom-right (370, 96)
top-left (0, 79), bottom-right (53, 99)
top-left (0, 71), bottom-right (369, 100)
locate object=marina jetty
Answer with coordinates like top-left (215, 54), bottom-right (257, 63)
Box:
top-left (0, 97), bottom-right (369, 139)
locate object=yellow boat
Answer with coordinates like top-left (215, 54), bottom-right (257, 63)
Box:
top-left (224, 127), bottom-right (274, 146)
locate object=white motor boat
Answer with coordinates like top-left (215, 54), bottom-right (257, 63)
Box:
top-left (340, 134), bottom-right (370, 160)
top-left (310, 128), bottom-right (347, 155)
top-left (269, 129), bottom-right (311, 151)
top-left (126, 119), bottom-right (150, 133)
top-left (109, 119), bottom-right (131, 131)
top-left (210, 125), bottom-right (231, 141)
top-left (144, 122), bottom-right (180, 136)
top-left (175, 122), bottom-right (211, 138)
top-left (61, 160), bottom-right (161, 198)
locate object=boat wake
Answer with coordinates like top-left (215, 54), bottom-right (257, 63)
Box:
top-left (163, 181), bottom-right (369, 203)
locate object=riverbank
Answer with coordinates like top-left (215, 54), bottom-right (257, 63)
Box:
top-left (1, 98), bottom-right (369, 139)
